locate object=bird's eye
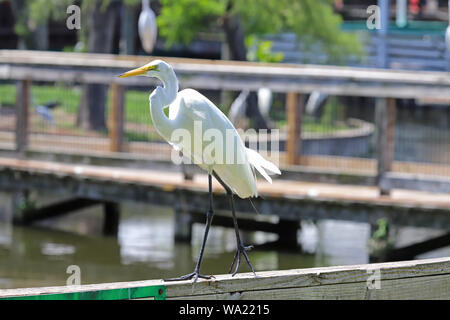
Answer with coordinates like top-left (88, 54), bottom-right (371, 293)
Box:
top-left (147, 65), bottom-right (158, 72)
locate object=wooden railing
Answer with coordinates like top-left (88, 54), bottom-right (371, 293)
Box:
top-left (1, 257), bottom-right (449, 300)
top-left (0, 50), bottom-right (449, 194)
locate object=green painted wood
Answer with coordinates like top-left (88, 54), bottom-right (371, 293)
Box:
top-left (0, 285), bottom-right (166, 300)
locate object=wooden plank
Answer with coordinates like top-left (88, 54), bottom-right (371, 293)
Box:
top-left (381, 172), bottom-right (450, 194)
top-left (385, 232), bottom-right (450, 262)
top-left (109, 82), bottom-right (125, 152)
top-left (286, 92), bottom-right (302, 165)
top-left (2, 65), bottom-right (450, 99)
top-left (13, 198), bottom-right (101, 225)
top-left (375, 97), bottom-right (396, 195)
top-left (164, 257), bottom-right (450, 299)
top-left (0, 257), bottom-right (448, 300)
top-left (170, 274), bottom-right (450, 300)
top-left (15, 79), bottom-right (30, 153)
top-left (2, 50), bottom-right (450, 85)
top-left (0, 157), bottom-right (448, 230)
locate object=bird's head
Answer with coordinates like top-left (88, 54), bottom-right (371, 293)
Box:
top-left (118, 60), bottom-right (172, 79)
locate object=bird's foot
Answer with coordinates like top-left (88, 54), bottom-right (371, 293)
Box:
top-left (163, 270), bottom-right (215, 283)
top-left (228, 244), bottom-right (256, 277)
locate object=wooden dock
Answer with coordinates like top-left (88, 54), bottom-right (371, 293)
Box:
top-left (1, 155), bottom-right (449, 260)
top-left (1, 156), bottom-right (449, 231)
top-left (0, 257), bottom-right (449, 300)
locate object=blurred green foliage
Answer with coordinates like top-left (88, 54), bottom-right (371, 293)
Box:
top-left (157, 0), bottom-right (363, 64)
top-left (2, 0), bottom-right (73, 38)
top-left (246, 36), bottom-right (284, 63)
top-left (4, 0), bottom-right (362, 64)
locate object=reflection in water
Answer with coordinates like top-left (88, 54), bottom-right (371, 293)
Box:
top-left (0, 191), bottom-right (449, 289)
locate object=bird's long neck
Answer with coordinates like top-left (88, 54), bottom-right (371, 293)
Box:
top-left (142, 0), bottom-right (150, 10)
top-left (149, 70), bottom-right (179, 141)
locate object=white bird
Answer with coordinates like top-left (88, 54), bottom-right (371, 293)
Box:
top-left (138, 0), bottom-right (157, 54)
top-left (119, 60), bottom-right (281, 282)
top-left (305, 91), bottom-right (328, 117)
top-left (257, 87), bottom-right (272, 118)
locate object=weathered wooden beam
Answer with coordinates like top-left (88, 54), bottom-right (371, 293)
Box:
top-left (16, 148), bottom-right (450, 188)
top-left (2, 50), bottom-right (450, 99)
top-left (286, 92), bottom-right (303, 165)
top-left (15, 79), bottom-right (30, 154)
top-left (109, 82), bottom-right (125, 153)
top-left (1, 65), bottom-right (450, 99)
top-left (375, 97), bottom-right (396, 195)
top-left (2, 50), bottom-right (450, 86)
top-left (385, 232), bottom-right (450, 262)
top-left (380, 172), bottom-right (450, 194)
top-left (14, 198), bottom-right (101, 225)
top-left (0, 257), bottom-right (449, 300)
top-left (0, 157), bottom-right (448, 229)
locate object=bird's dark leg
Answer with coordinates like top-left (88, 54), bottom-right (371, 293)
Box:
top-left (164, 174), bottom-right (215, 282)
top-left (212, 172), bottom-right (256, 277)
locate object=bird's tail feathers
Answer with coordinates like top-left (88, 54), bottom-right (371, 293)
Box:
top-left (245, 147), bottom-right (281, 184)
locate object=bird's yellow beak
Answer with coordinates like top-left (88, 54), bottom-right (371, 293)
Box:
top-left (118, 65), bottom-right (157, 78)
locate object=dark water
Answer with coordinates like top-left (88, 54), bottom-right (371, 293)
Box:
top-left (0, 192), bottom-right (448, 289)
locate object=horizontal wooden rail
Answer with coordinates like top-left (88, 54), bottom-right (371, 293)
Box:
top-left (2, 50), bottom-right (450, 85)
top-left (2, 50), bottom-right (450, 98)
top-left (0, 257), bottom-right (449, 299)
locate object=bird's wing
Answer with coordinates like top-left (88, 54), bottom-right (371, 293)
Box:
top-left (178, 89), bottom-right (234, 131)
top-left (165, 93), bottom-right (206, 166)
top-left (45, 101), bottom-right (60, 109)
top-left (174, 89), bottom-right (250, 170)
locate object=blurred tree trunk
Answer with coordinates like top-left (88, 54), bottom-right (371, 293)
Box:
top-left (77, 0), bottom-right (120, 131)
top-left (222, 1), bottom-right (269, 130)
top-left (119, 3), bottom-right (137, 55)
top-left (11, 0), bottom-right (48, 50)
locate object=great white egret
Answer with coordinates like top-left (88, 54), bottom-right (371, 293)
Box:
top-left (138, 0), bottom-right (157, 54)
top-left (119, 60), bottom-right (281, 282)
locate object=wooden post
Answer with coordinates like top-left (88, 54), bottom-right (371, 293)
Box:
top-left (109, 82), bottom-right (125, 153)
top-left (10, 190), bottom-right (30, 224)
top-left (15, 79), bottom-right (31, 154)
top-left (174, 207), bottom-right (193, 243)
top-left (286, 92), bottom-right (303, 165)
top-left (119, 4), bottom-right (136, 55)
top-left (103, 202), bottom-right (120, 236)
top-left (377, 0), bottom-right (389, 68)
top-left (375, 97), bottom-right (396, 195)
top-left (277, 219), bottom-right (300, 250)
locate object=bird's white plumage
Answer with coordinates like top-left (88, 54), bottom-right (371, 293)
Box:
top-left (138, 0), bottom-right (157, 53)
top-left (121, 60), bottom-right (281, 199)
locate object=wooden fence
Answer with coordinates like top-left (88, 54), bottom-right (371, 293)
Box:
top-left (0, 257), bottom-right (449, 299)
top-left (0, 50), bottom-right (449, 194)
